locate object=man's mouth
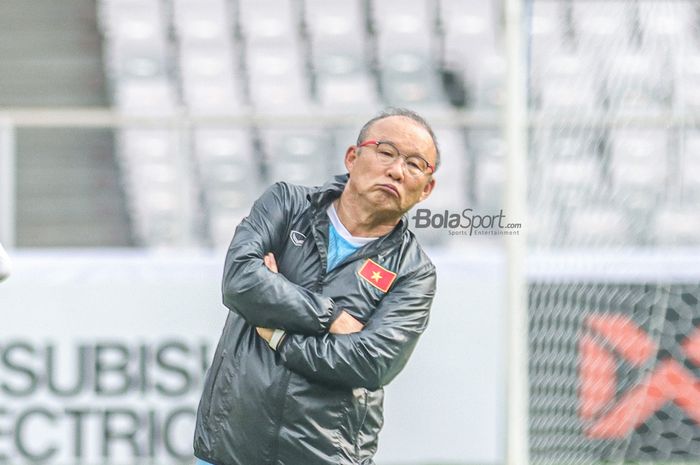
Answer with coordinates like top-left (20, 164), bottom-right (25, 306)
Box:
top-left (378, 184), bottom-right (399, 197)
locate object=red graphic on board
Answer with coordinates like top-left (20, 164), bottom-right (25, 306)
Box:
top-left (579, 315), bottom-right (700, 438)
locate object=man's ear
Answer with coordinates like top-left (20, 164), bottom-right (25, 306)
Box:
top-left (419, 177), bottom-right (436, 202)
top-left (344, 145), bottom-right (358, 173)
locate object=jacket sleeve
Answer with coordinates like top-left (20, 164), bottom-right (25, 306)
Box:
top-left (278, 263), bottom-right (436, 390)
top-left (222, 182), bottom-right (338, 335)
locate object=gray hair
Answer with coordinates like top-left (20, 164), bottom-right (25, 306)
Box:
top-left (356, 108), bottom-right (441, 172)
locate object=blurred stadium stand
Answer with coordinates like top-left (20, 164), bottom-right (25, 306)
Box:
top-left (0, 0), bottom-right (698, 249)
top-left (17, 128), bottom-right (132, 247)
top-left (0, 0), bottom-right (132, 247)
top-left (0, 0), bottom-right (108, 106)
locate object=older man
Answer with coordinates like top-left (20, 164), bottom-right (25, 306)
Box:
top-left (193, 108), bottom-right (439, 465)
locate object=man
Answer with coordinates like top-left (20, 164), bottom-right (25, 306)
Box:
top-left (0, 242), bottom-right (11, 282)
top-left (193, 108), bottom-right (439, 465)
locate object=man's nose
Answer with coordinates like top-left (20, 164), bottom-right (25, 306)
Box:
top-left (385, 156), bottom-right (405, 180)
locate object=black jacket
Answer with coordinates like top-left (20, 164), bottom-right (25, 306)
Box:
top-left (193, 174), bottom-right (437, 465)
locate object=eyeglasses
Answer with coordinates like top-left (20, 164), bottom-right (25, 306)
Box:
top-left (357, 140), bottom-right (435, 177)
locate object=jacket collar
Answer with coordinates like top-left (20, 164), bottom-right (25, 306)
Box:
top-left (308, 173), bottom-right (348, 209)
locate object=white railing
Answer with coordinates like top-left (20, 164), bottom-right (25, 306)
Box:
top-left (0, 106), bottom-right (695, 128)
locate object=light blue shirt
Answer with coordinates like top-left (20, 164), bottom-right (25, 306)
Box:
top-left (326, 202), bottom-right (377, 272)
top-left (327, 222), bottom-right (361, 271)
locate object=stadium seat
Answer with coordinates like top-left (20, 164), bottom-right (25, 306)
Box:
top-left (566, 206), bottom-right (631, 246)
top-left (532, 128), bottom-right (602, 185)
top-left (194, 128), bottom-right (255, 186)
top-left (246, 46), bottom-right (309, 109)
top-left (440, 0), bottom-right (497, 70)
top-left (239, 0), bottom-right (297, 48)
top-left (608, 129), bottom-right (668, 208)
top-left (179, 44), bottom-right (244, 114)
top-left (680, 130), bottom-right (700, 201)
top-left (195, 128), bottom-right (258, 248)
top-left (114, 79), bottom-right (177, 114)
top-left (542, 157), bottom-right (603, 197)
top-left (116, 129), bottom-right (198, 246)
top-left (532, 52), bottom-right (600, 110)
top-left (674, 48), bottom-right (700, 112)
top-left (571, 1), bottom-right (634, 48)
top-left (305, 0), bottom-right (377, 107)
top-left (653, 206), bottom-right (700, 245)
top-left (107, 38), bottom-right (169, 82)
top-left (261, 129), bottom-right (330, 186)
top-left (173, 0), bottom-right (231, 44)
top-left (603, 50), bottom-right (669, 113)
top-left (469, 130), bottom-right (505, 210)
top-left (529, 1), bottom-right (567, 52)
top-left (372, 0), bottom-right (443, 105)
top-left (638, 2), bottom-right (697, 47)
top-left (99, 0), bottom-right (165, 41)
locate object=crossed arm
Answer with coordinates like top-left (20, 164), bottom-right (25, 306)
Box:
top-left (222, 183), bottom-right (356, 335)
top-left (255, 252), bottom-right (363, 340)
top-left (256, 252), bottom-right (436, 390)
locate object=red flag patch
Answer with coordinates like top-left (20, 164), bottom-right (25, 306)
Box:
top-left (357, 259), bottom-right (397, 293)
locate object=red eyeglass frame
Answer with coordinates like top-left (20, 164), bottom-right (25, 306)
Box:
top-left (357, 139), bottom-right (435, 174)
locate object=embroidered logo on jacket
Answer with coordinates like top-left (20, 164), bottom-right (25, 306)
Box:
top-left (357, 259), bottom-right (397, 293)
top-left (290, 230), bottom-right (306, 246)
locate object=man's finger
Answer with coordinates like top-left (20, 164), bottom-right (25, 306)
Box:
top-left (256, 327), bottom-right (273, 341)
top-left (329, 310), bottom-right (364, 334)
top-left (264, 252), bottom-right (279, 273)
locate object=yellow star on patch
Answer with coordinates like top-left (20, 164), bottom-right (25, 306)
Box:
top-left (371, 271), bottom-right (382, 282)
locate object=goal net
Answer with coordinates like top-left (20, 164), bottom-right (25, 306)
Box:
top-left (526, 0), bottom-right (700, 462)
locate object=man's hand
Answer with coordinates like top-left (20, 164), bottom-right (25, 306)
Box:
top-left (259, 252), bottom-right (363, 336)
top-left (264, 252), bottom-right (278, 273)
top-left (256, 327), bottom-right (273, 342)
top-left (329, 310), bottom-right (364, 334)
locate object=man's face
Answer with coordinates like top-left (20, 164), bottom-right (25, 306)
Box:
top-left (344, 116), bottom-right (437, 216)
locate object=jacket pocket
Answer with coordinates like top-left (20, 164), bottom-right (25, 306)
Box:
top-left (355, 388), bottom-right (384, 462)
top-left (351, 387), bottom-right (369, 453)
top-left (204, 349), bottom-right (226, 419)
